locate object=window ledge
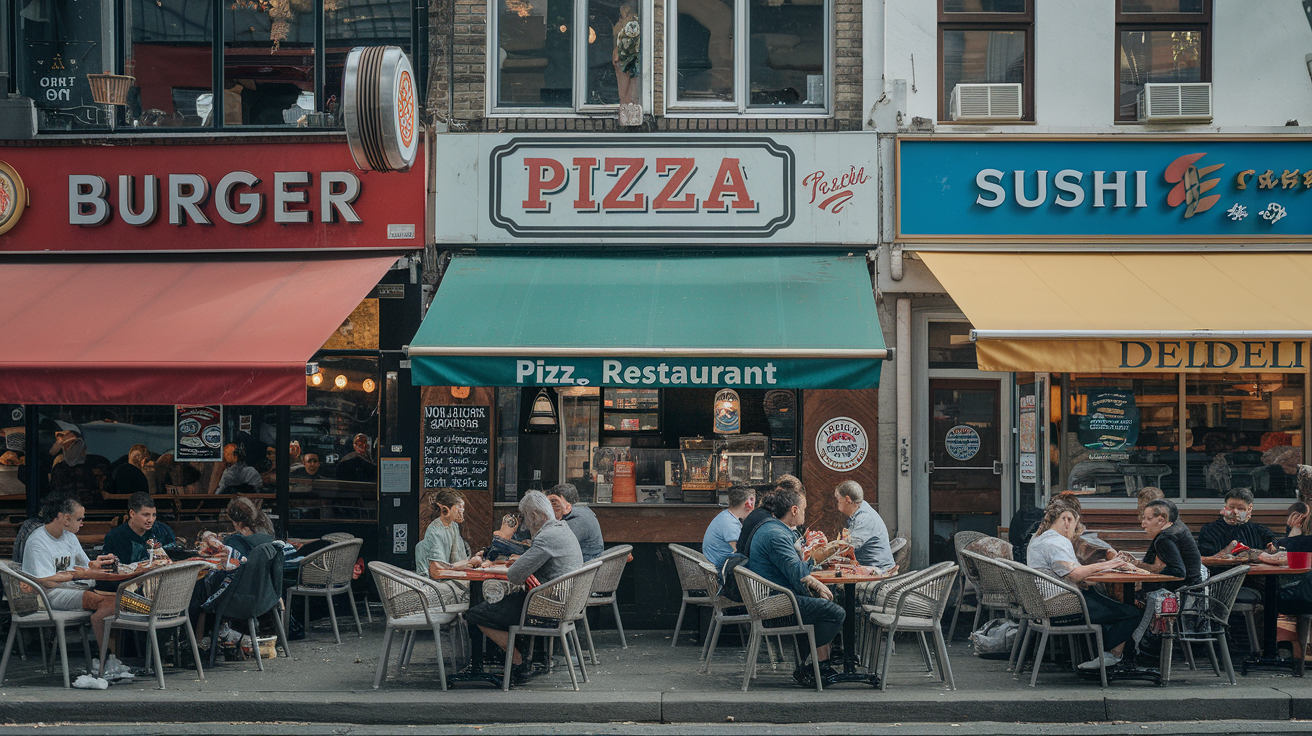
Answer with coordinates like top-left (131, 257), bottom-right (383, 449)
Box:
top-left (662, 110), bottom-right (833, 119)
top-left (17, 129), bottom-right (348, 146)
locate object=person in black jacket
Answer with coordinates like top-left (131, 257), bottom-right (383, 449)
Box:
top-left (1196, 488), bottom-right (1278, 556)
top-left (1136, 499), bottom-right (1203, 589)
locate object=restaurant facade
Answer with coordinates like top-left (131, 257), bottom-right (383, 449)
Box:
top-left (882, 135), bottom-right (1312, 566)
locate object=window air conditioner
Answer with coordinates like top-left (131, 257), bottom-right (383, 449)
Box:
top-left (949, 83), bottom-right (1023, 121)
top-left (1137, 82), bottom-right (1212, 122)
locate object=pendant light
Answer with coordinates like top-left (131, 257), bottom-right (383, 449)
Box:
top-left (524, 388), bottom-right (560, 433)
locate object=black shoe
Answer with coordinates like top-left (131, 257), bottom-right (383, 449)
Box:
top-left (792, 664), bottom-right (815, 687)
top-left (510, 663), bottom-right (532, 686)
top-left (818, 662), bottom-right (839, 680)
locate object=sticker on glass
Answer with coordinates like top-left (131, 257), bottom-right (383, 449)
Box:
top-left (944, 425), bottom-right (981, 462)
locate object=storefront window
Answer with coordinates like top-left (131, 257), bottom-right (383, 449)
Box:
top-left (1185, 373), bottom-right (1303, 500)
top-left (290, 356), bottom-right (380, 526)
top-left (560, 387), bottom-right (600, 498)
top-left (325, 1), bottom-right (413, 115)
top-left (17, 0), bottom-right (111, 130)
top-left (1062, 374), bottom-right (1180, 498)
top-left (223, 4), bottom-right (316, 126)
top-left (128, 0), bottom-right (214, 127)
top-left (937, 0), bottom-right (1033, 121)
top-left (674, 0), bottom-right (734, 104)
top-left (928, 322), bottom-right (977, 369)
top-left (748, 0), bottom-right (825, 108)
top-left (1114, 0), bottom-right (1210, 121)
top-left (496, 0), bottom-right (575, 107)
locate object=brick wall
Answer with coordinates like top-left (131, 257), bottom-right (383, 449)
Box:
top-left (427, 0), bottom-right (863, 131)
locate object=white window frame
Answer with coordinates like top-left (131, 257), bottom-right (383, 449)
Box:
top-left (663, 0), bottom-right (833, 117)
top-left (486, 0), bottom-right (655, 117)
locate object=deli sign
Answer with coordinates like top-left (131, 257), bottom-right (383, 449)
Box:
top-left (433, 133), bottom-right (877, 244)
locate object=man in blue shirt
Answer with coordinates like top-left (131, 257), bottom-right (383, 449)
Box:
top-left (746, 487), bottom-right (844, 684)
top-left (102, 492), bottom-right (176, 564)
top-left (833, 480), bottom-right (895, 570)
top-left (547, 483), bottom-right (605, 561)
top-left (702, 485), bottom-right (755, 569)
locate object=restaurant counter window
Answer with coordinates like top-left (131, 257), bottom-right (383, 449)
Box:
top-left (289, 356), bottom-right (380, 525)
top-left (938, 0), bottom-right (1033, 122)
top-left (1185, 373), bottom-right (1303, 500)
top-left (1115, 0), bottom-right (1209, 121)
top-left (669, 0), bottom-right (829, 113)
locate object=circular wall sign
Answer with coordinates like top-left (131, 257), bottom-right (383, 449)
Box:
top-left (815, 416), bottom-right (868, 473)
top-left (344, 46), bottom-right (419, 173)
top-left (0, 161), bottom-right (27, 236)
top-left (944, 424), bottom-right (981, 462)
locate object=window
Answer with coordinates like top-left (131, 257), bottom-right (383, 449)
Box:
top-left (1115, 0), bottom-right (1210, 121)
top-left (938, 0), bottom-right (1033, 122)
top-left (668, 0), bottom-right (829, 113)
top-left (12, 0), bottom-right (418, 132)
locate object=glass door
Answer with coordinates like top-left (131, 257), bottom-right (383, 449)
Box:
top-left (928, 378), bottom-right (1003, 559)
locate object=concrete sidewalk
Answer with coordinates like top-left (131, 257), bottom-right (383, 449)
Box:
top-left (0, 615), bottom-right (1308, 726)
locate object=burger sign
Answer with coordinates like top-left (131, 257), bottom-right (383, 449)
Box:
top-left (815, 417), bottom-right (868, 473)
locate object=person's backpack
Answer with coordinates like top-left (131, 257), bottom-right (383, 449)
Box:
top-left (717, 519), bottom-right (767, 603)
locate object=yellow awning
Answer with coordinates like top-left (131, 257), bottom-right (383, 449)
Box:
top-left (917, 252), bottom-right (1312, 373)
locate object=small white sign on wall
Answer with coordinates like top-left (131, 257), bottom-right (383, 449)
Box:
top-left (393, 523), bottom-right (408, 554)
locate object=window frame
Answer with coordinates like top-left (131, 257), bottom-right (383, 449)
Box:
top-left (486, 0), bottom-right (656, 117)
top-left (936, 0), bottom-right (1034, 123)
top-left (1113, 0), bottom-right (1211, 123)
top-left (662, 0), bottom-right (834, 117)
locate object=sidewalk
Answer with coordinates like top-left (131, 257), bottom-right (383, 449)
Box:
top-left (0, 615), bottom-right (1307, 726)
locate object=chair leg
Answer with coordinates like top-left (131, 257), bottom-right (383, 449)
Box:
top-left (432, 625), bottom-right (448, 692)
top-left (148, 626), bottom-right (166, 690)
top-left (346, 587), bottom-right (363, 638)
top-left (701, 617), bottom-right (724, 674)
top-left (0, 623), bottom-right (19, 685)
top-left (1095, 630), bottom-right (1107, 689)
top-left (249, 618), bottom-right (264, 672)
top-left (15, 629), bottom-right (24, 662)
top-left (501, 630), bottom-right (516, 691)
top-left (880, 628), bottom-right (896, 692)
top-left (97, 622), bottom-right (112, 680)
top-left (208, 611), bottom-right (221, 668)
top-left (325, 592), bottom-right (342, 645)
top-left (741, 630), bottom-right (761, 692)
top-left (373, 628), bottom-right (395, 689)
top-left (1029, 631), bottom-right (1050, 688)
top-left (947, 578), bottom-right (964, 642)
top-left (272, 608), bottom-right (293, 658)
top-left (1183, 637), bottom-right (1197, 670)
top-left (933, 628), bottom-right (955, 691)
top-left (1244, 609), bottom-right (1261, 655)
top-left (1159, 629), bottom-right (1173, 685)
top-left (184, 620), bottom-right (205, 683)
top-left (1217, 632), bottom-right (1236, 686)
top-left (581, 612), bottom-right (598, 666)
top-left (400, 631), bottom-right (415, 667)
top-left (55, 624), bottom-right (71, 689)
top-left (1204, 640), bottom-right (1220, 676)
top-left (970, 604), bottom-right (985, 639)
top-left (671, 600), bottom-right (688, 647)
top-left (1068, 635), bottom-right (1080, 673)
top-left (1013, 627), bottom-right (1034, 677)
top-left (917, 632), bottom-right (935, 673)
top-left (570, 628), bottom-right (590, 683)
top-left (612, 600), bottom-right (627, 649)
top-left (561, 633), bottom-right (580, 691)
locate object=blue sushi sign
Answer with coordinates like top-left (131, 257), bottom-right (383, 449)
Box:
top-left (897, 137), bottom-right (1312, 241)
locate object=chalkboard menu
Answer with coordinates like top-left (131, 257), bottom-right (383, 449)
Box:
top-left (423, 405), bottom-right (490, 490)
top-left (1077, 389), bottom-right (1140, 451)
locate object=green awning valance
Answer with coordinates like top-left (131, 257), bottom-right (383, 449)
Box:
top-left (409, 252), bottom-right (887, 389)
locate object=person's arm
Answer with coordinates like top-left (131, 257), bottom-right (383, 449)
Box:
top-left (1196, 522), bottom-right (1227, 556)
top-left (1064, 557), bottom-right (1125, 584)
top-left (762, 527), bottom-right (814, 596)
top-left (1258, 524), bottom-right (1278, 551)
top-left (1151, 537), bottom-right (1184, 578)
top-left (506, 542), bottom-right (552, 585)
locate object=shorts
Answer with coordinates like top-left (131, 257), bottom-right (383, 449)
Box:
top-left (46, 586), bottom-right (87, 611)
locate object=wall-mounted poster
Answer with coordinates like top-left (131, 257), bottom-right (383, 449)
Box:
top-left (175, 405), bottom-right (223, 462)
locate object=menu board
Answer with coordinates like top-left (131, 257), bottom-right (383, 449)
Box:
top-left (423, 405), bottom-right (490, 490)
top-left (1077, 389), bottom-right (1140, 451)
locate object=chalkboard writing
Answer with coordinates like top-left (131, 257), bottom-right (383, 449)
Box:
top-left (1077, 389), bottom-right (1140, 451)
top-left (423, 405), bottom-right (490, 490)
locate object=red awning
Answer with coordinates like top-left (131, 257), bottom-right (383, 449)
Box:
top-left (0, 254), bottom-right (401, 405)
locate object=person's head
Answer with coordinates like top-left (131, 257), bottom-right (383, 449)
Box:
top-left (1222, 488), bottom-right (1255, 523)
top-left (1141, 499), bottom-right (1178, 538)
top-left (126, 491), bottom-right (158, 534)
top-left (772, 487), bottom-right (806, 527)
top-left (128, 444), bottom-right (150, 468)
top-left (1036, 500), bottom-right (1079, 540)
top-left (1054, 491), bottom-right (1083, 515)
top-left (546, 483), bottom-right (579, 519)
top-left (265, 446), bottom-right (277, 465)
top-left (352, 433), bottom-right (370, 456)
top-left (39, 493), bottom-right (84, 533)
top-left (727, 485), bottom-right (754, 513)
top-left (223, 443), bottom-right (244, 466)
top-left (519, 490), bottom-right (556, 535)
top-left (433, 489), bottom-right (465, 524)
top-left (1136, 486), bottom-right (1165, 520)
top-left (288, 440), bottom-right (302, 461)
top-left (302, 453), bottom-right (321, 475)
top-left (775, 474), bottom-right (803, 497)
top-left (226, 496), bottom-right (274, 536)
top-left (833, 480), bottom-right (864, 518)
top-left (1288, 501), bottom-right (1311, 535)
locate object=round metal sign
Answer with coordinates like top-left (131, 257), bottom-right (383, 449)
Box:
top-left (944, 424), bottom-right (981, 462)
top-left (344, 46), bottom-right (419, 172)
top-left (815, 416), bottom-right (868, 473)
top-left (0, 161), bottom-right (27, 236)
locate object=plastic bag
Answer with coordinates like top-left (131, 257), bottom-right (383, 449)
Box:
top-left (969, 618), bottom-right (1018, 658)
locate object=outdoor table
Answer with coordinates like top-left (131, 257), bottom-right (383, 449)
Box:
top-left (1202, 557), bottom-right (1310, 676)
top-left (431, 566), bottom-right (510, 687)
top-left (809, 569), bottom-right (893, 687)
top-left (1081, 571), bottom-right (1182, 685)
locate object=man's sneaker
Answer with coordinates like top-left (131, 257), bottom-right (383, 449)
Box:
top-left (791, 665), bottom-right (815, 687)
top-left (1078, 652), bottom-right (1122, 670)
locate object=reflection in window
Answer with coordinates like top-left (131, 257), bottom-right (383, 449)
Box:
top-left (1, 406), bottom-right (27, 498)
top-left (18, 0), bottom-right (110, 130)
top-left (128, 0), bottom-right (214, 128)
top-left (1118, 29), bottom-right (1202, 119)
top-left (675, 0), bottom-right (734, 103)
top-left (498, 0), bottom-right (575, 106)
top-left (749, 0), bottom-right (824, 108)
top-left (1186, 374), bottom-right (1303, 500)
top-left (560, 388), bottom-right (600, 500)
top-left (1062, 374), bottom-right (1180, 498)
top-left (942, 0), bottom-right (1026, 12)
top-left (326, 1), bottom-right (412, 119)
top-left (942, 29), bottom-right (1025, 115)
top-left (291, 356), bottom-right (380, 524)
top-left (223, 3), bottom-right (315, 126)
top-left (585, 0), bottom-right (640, 105)
top-left (928, 322), bottom-right (978, 370)
top-left (1120, 0), bottom-right (1203, 12)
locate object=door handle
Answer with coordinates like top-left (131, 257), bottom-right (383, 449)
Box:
top-left (925, 461), bottom-right (935, 474)
top-left (993, 461), bottom-right (1003, 476)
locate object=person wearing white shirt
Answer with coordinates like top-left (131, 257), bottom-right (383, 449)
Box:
top-left (21, 494), bottom-right (118, 645)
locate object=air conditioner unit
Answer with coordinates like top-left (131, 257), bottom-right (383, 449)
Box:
top-left (1137, 82), bottom-right (1212, 122)
top-left (949, 83), bottom-right (1023, 121)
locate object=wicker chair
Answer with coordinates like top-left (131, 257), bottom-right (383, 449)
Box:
top-left (733, 565), bottom-right (824, 692)
top-left (579, 544), bottom-right (633, 665)
top-left (889, 537), bottom-right (910, 573)
top-left (668, 544), bottom-right (714, 647)
top-left (946, 531), bottom-right (987, 641)
top-left (501, 561), bottom-right (603, 691)
top-left (969, 552), bottom-right (1032, 672)
top-left (695, 561), bottom-right (783, 673)
top-left (369, 562), bottom-right (463, 690)
top-left (1002, 559), bottom-right (1110, 688)
top-left (960, 549), bottom-right (1018, 630)
top-left (393, 570), bottom-right (469, 669)
top-left (1161, 564), bottom-right (1248, 685)
top-left (867, 563), bottom-right (959, 691)
top-left (0, 561), bottom-right (93, 688)
top-left (98, 561), bottom-right (208, 690)
top-left (285, 538), bottom-right (364, 644)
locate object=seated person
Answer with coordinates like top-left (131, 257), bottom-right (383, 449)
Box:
top-left (223, 496), bottom-right (276, 555)
top-left (102, 492), bottom-right (176, 564)
top-left (1026, 502), bottom-right (1141, 670)
top-left (702, 485), bottom-right (754, 570)
top-left (546, 483), bottom-right (604, 562)
top-left (1278, 501), bottom-right (1309, 544)
top-left (745, 486), bottom-right (844, 685)
top-left (1136, 499), bottom-right (1203, 588)
top-left (738, 474), bottom-right (803, 554)
top-left (111, 444), bottom-right (150, 496)
top-left (832, 480), bottom-right (894, 570)
top-left (1197, 487), bottom-right (1278, 556)
top-left (20, 493), bottom-right (117, 647)
top-left (289, 453), bottom-right (322, 480)
top-left (416, 489), bottom-right (475, 574)
top-left (216, 444), bottom-right (263, 494)
top-left (465, 491), bottom-right (583, 682)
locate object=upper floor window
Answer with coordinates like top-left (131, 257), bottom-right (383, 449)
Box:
top-left (938, 0), bottom-right (1033, 122)
top-left (12, 0), bottom-right (418, 132)
top-left (492, 0), bottom-right (644, 112)
top-left (667, 0), bottom-right (830, 114)
top-left (1116, 0), bottom-right (1210, 121)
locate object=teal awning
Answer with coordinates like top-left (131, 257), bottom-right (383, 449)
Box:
top-left (409, 252), bottom-right (887, 389)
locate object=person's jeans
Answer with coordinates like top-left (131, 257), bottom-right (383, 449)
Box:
top-left (790, 594), bottom-right (845, 649)
top-left (1083, 588), bottom-right (1142, 652)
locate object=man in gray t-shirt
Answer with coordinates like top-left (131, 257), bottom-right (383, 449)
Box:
top-left (22, 495), bottom-right (118, 644)
top-left (547, 483), bottom-right (605, 561)
top-left (833, 481), bottom-right (895, 570)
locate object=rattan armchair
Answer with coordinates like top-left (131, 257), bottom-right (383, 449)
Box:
top-left (285, 538), bottom-right (364, 643)
top-left (668, 544), bottom-right (714, 647)
top-left (0, 561), bottom-right (93, 688)
top-left (369, 561), bottom-right (463, 690)
top-left (579, 544), bottom-right (633, 664)
top-left (947, 531), bottom-right (988, 641)
top-left (1002, 559), bottom-right (1110, 688)
top-left (1162, 564), bottom-right (1247, 685)
top-left (99, 561), bottom-right (208, 689)
top-left (867, 563), bottom-right (959, 691)
top-left (501, 561), bottom-right (603, 691)
top-left (733, 565), bottom-right (824, 692)
top-left (695, 560), bottom-right (782, 674)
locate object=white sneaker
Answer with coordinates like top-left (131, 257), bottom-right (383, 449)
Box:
top-left (1078, 652), bottom-right (1122, 670)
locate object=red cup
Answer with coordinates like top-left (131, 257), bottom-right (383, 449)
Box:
top-left (1288, 551), bottom-right (1311, 569)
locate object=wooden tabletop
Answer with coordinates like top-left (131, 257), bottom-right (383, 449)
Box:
top-left (1236, 564), bottom-right (1310, 576)
top-left (811, 571), bottom-right (893, 584)
top-left (1200, 555), bottom-right (1258, 567)
top-left (431, 567), bottom-right (510, 582)
top-left (1085, 571), bottom-right (1182, 585)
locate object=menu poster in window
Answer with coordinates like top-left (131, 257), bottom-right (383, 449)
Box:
top-left (764, 390), bottom-right (797, 456)
top-left (1019, 394), bottom-right (1037, 454)
top-left (423, 405), bottom-right (490, 490)
top-left (1077, 389), bottom-right (1140, 451)
top-left (175, 406), bottom-right (223, 462)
